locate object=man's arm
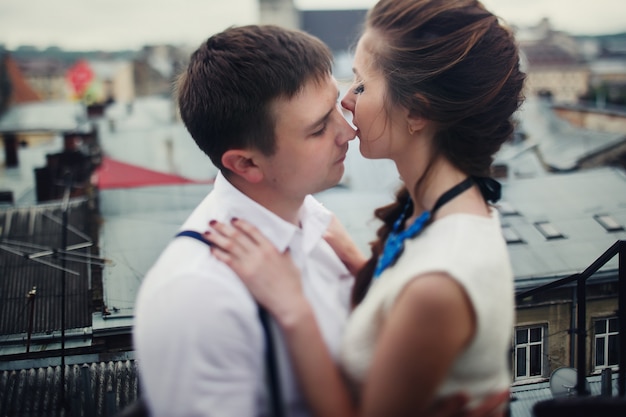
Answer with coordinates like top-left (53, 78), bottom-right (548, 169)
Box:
top-left (134, 271), bottom-right (263, 417)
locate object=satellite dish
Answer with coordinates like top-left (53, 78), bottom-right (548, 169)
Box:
top-left (549, 367), bottom-right (590, 397)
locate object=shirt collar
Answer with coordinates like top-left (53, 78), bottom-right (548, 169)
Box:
top-left (212, 172), bottom-right (332, 254)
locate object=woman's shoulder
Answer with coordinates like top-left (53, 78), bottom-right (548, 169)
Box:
top-left (427, 208), bottom-right (505, 252)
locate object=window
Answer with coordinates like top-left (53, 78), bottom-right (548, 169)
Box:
top-left (595, 317), bottom-right (619, 370)
top-left (515, 326), bottom-right (544, 380)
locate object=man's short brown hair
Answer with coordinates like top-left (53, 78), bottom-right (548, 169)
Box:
top-left (176, 25), bottom-right (334, 171)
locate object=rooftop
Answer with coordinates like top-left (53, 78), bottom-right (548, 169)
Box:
top-left (500, 167), bottom-right (626, 288)
top-left (0, 351), bottom-right (138, 417)
top-left (0, 100), bottom-right (90, 134)
top-left (517, 97), bottom-right (626, 171)
top-left (0, 198), bottom-right (98, 355)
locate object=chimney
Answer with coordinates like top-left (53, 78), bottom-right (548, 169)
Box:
top-left (34, 166), bottom-right (53, 202)
top-left (3, 132), bottom-right (19, 167)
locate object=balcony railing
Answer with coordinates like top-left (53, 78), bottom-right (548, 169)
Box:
top-left (515, 240), bottom-right (626, 415)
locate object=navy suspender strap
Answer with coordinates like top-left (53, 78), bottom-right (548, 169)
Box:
top-left (258, 307), bottom-right (285, 417)
top-left (175, 230), bottom-right (212, 245)
top-left (175, 230), bottom-right (285, 417)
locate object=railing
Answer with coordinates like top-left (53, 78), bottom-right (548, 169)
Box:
top-left (515, 240), bottom-right (626, 397)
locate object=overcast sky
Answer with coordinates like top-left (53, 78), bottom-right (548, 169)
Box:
top-left (0, 0), bottom-right (624, 51)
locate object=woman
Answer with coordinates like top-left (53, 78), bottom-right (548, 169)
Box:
top-left (205, 0), bottom-right (525, 416)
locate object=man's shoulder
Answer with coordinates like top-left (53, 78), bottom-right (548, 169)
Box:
top-left (148, 236), bottom-right (219, 275)
top-left (138, 237), bottom-right (254, 312)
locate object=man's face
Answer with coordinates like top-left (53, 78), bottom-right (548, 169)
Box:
top-left (258, 74), bottom-right (356, 200)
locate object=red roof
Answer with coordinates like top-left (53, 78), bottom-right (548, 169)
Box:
top-left (93, 156), bottom-right (213, 189)
top-left (6, 54), bottom-right (41, 104)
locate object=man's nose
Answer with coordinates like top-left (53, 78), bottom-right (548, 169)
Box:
top-left (339, 118), bottom-right (356, 143)
top-left (334, 108), bottom-right (356, 144)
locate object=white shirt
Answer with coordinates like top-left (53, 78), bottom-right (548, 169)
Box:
top-left (134, 172), bottom-right (353, 417)
top-left (341, 209), bottom-right (514, 408)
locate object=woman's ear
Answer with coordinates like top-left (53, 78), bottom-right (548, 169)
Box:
top-left (407, 114), bottom-right (428, 136)
top-left (221, 150), bottom-right (264, 183)
top-left (406, 93), bottom-right (430, 135)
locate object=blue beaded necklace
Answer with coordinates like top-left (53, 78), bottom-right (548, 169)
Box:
top-left (373, 177), bottom-right (474, 278)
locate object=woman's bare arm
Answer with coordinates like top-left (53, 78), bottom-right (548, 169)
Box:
top-left (360, 273), bottom-right (476, 416)
top-left (323, 214), bottom-right (368, 276)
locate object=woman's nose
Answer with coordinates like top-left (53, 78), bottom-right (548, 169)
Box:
top-left (341, 93), bottom-right (354, 114)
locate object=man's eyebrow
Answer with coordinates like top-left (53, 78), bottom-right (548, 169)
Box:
top-left (305, 85), bottom-right (339, 132)
top-left (306, 106), bottom-right (334, 132)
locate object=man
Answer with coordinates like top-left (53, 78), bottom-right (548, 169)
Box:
top-left (133, 25), bottom-right (356, 417)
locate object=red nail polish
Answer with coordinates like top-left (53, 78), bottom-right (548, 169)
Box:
top-left (231, 217), bottom-right (238, 223)
top-left (209, 220), bottom-right (216, 226)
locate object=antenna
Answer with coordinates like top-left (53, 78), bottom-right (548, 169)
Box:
top-left (549, 367), bottom-right (590, 397)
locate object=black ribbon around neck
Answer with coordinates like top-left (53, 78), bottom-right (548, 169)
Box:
top-left (472, 176), bottom-right (501, 203)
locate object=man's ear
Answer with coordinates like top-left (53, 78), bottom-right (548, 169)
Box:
top-left (221, 149), bottom-right (264, 183)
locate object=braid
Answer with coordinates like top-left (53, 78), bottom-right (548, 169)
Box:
top-left (351, 187), bottom-right (410, 306)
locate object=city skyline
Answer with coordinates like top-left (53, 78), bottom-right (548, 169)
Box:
top-left (0, 0), bottom-right (625, 52)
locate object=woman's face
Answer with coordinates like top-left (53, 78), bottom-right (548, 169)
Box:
top-left (341, 30), bottom-right (408, 160)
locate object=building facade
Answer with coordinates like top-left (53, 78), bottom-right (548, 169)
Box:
top-left (499, 168), bottom-right (626, 387)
